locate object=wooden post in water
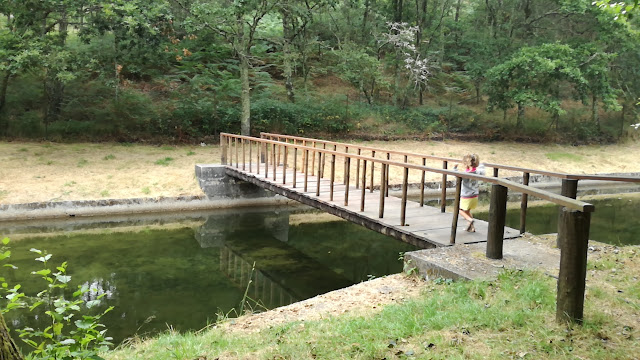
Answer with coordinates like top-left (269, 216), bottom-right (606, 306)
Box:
top-left (450, 177), bottom-right (462, 244)
top-left (556, 208), bottom-right (591, 324)
top-left (221, 134), bottom-right (228, 165)
top-left (441, 161), bottom-right (448, 213)
top-left (379, 164), bottom-right (386, 218)
top-left (487, 184), bottom-right (508, 259)
top-left (520, 172), bottom-right (530, 234)
top-left (400, 167), bottom-right (409, 226)
top-left (557, 179), bottom-right (579, 248)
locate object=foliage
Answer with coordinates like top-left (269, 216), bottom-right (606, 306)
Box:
top-left (0, 238), bottom-right (113, 359)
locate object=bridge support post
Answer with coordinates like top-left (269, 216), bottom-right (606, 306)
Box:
top-left (556, 208), bottom-right (590, 324)
top-left (486, 184), bottom-right (508, 259)
top-left (557, 179), bottom-right (579, 248)
top-left (221, 134), bottom-right (228, 165)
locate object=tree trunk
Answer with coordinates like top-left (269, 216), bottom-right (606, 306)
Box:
top-left (239, 54), bottom-right (251, 136)
top-left (0, 312), bottom-right (24, 360)
top-left (0, 71), bottom-right (10, 136)
top-left (516, 103), bottom-right (524, 129)
top-left (591, 93), bottom-right (599, 130)
top-left (281, 7), bottom-right (295, 103)
top-left (361, 0), bottom-right (371, 42)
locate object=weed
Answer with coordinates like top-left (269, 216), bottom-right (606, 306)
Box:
top-left (120, 142), bottom-right (134, 147)
top-left (187, 151), bottom-right (196, 156)
top-left (155, 157), bottom-right (174, 166)
top-left (103, 154), bottom-right (116, 160)
top-left (63, 181), bottom-right (77, 187)
top-left (141, 187), bottom-right (151, 195)
top-left (77, 159), bottom-right (89, 167)
top-left (161, 146), bottom-right (175, 150)
top-left (18, 148), bottom-right (28, 152)
top-left (0, 189), bottom-right (8, 199)
top-left (100, 190), bottom-right (110, 197)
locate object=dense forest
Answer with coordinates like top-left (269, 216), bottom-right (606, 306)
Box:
top-left (1, 0), bottom-right (639, 144)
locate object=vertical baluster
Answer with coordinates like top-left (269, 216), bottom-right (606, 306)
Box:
top-left (293, 147), bottom-right (297, 188)
top-left (520, 172), bottom-right (530, 234)
top-left (493, 168), bottom-right (499, 177)
top-left (330, 151), bottom-right (336, 201)
top-left (249, 140), bottom-right (253, 173)
top-left (420, 157), bottom-right (426, 206)
top-left (321, 143), bottom-right (327, 178)
top-left (356, 148), bottom-right (361, 189)
top-left (264, 142), bottom-right (269, 177)
top-left (316, 152), bottom-right (322, 196)
top-left (304, 149), bottom-right (309, 192)
top-left (343, 146), bottom-right (349, 185)
top-left (221, 134), bottom-right (228, 165)
top-left (283, 146), bottom-right (288, 184)
top-left (360, 160), bottom-right (367, 212)
top-left (311, 141), bottom-right (316, 175)
top-left (400, 166), bottom-right (409, 226)
top-left (242, 138), bottom-right (246, 170)
top-left (370, 150), bottom-right (376, 192)
top-left (277, 137), bottom-right (281, 166)
top-left (235, 138), bottom-right (239, 168)
top-left (379, 163), bottom-right (386, 218)
top-left (441, 161), bottom-right (448, 213)
top-left (450, 177), bottom-right (462, 244)
top-left (344, 157), bottom-right (351, 206)
top-left (386, 153), bottom-right (391, 197)
top-left (272, 143), bottom-right (276, 180)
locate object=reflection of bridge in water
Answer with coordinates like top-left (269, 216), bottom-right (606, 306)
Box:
top-left (220, 246), bottom-right (297, 309)
top-left (195, 208), bottom-right (354, 310)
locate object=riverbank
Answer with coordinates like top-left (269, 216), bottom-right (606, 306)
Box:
top-left (1, 140), bottom-right (638, 205)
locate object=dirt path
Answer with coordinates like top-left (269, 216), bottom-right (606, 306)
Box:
top-left (1, 140), bottom-right (638, 205)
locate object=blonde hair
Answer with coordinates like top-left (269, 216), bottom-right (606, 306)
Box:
top-left (462, 153), bottom-right (480, 168)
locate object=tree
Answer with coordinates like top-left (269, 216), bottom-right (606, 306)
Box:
top-left (181, 0), bottom-right (277, 136)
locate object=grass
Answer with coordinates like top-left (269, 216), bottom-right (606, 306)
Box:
top-left (104, 154), bottom-right (116, 160)
top-left (106, 248), bottom-right (640, 360)
top-left (154, 157), bottom-right (174, 166)
top-left (77, 159), bottom-right (89, 167)
top-left (545, 152), bottom-right (583, 162)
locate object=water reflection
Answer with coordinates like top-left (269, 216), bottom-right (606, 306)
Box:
top-left (0, 206), bottom-right (416, 348)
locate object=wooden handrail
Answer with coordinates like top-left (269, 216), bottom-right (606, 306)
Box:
top-left (260, 132), bottom-right (639, 184)
top-left (223, 133), bottom-right (594, 212)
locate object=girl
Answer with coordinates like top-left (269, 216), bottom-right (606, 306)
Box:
top-left (455, 154), bottom-right (485, 232)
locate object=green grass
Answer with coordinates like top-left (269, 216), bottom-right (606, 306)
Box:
top-left (154, 157), bottom-right (174, 166)
top-left (545, 152), bottom-right (582, 161)
top-left (106, 268), bottom-right (639, 360)
top-left (186, 151), bottom-right (196, 156)
top-left (141, 187), bottom-right (151, 195)
top-left (77, 159), bottom-right (89, 167)
top-left (161, 146), bottom-right (175, 150)
top-left (103, 154), bottom-right (116, 160)
top-left (100, 190), bottom-right (110, 197)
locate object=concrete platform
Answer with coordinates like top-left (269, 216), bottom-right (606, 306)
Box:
top-left (404, 235), bottom-right (561, 281)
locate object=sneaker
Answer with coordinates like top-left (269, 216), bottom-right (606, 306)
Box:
top-left (466, 220), bottom-right (475, 232)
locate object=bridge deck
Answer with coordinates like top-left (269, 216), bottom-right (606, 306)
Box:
top-left (226, 163), bottom-right (520, 249)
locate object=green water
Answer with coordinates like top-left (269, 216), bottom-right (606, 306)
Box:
top-left (0, 208), bottom-right (416, 348)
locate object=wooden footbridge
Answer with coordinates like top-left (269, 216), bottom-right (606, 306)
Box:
top-left (219, 132), bottom-right (639, 323)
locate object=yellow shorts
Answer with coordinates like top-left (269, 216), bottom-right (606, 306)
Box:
top-left (460, 197), bottom-right (478, 211)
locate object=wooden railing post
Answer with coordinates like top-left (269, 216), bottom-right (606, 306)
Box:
top-left (344, 157), bottom-right (351, 206)
top-left (356, 148), bottom-right (361, 189)
top-left (316, 152), bottom-right (322, 196)
top-left (379, 163), bottom-right (386, 218)
top-left (264, 142), bottom-right (269, 177)
top-left (520, 172), bottom-right (530, 234)
top-left (487, 184), bottom-right (508, 259)
top-left (293, 147), bottom-right (297, 188)
top-left (400, 167), bottom-right (409, 226)
top-left (450, 177), bottom-right (462, 244)
top-left (556, 208), bottom-right (591, 324)
top-left (235, 138), bottom-right (239, 168)
top-left (330, 152), bottom-right (336, 201)
top-left (493, 168), bottom-right (499, 177)
top-left (242, 139), bottom-right (246, 170)
top-left (304, 149), bottom-right (309, 192)
top-left (321, 143), bottom-right (327, 178)
top-left (370, 150), bottom-right (376, 192)
top-left (557, 179), bottom-right (579, 248)
top-left (221, 134), bottom-right (228, 165)
top-left (272, 143), bottom-right (277, 180)
top-left (360, 160), bottom-right (367, 211)
top-left (385, 153), bottom-right (391, 197)
top-left (420, 157), bottom-right (426, 207)
top-left (343, 146), bottom-right (349, 185)
top-left (283, 146), bottom-right (288, 184)
top-left (441, 161), bottom-right (448, 213)
top-left (249, 140), bottom-right (253, 173)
